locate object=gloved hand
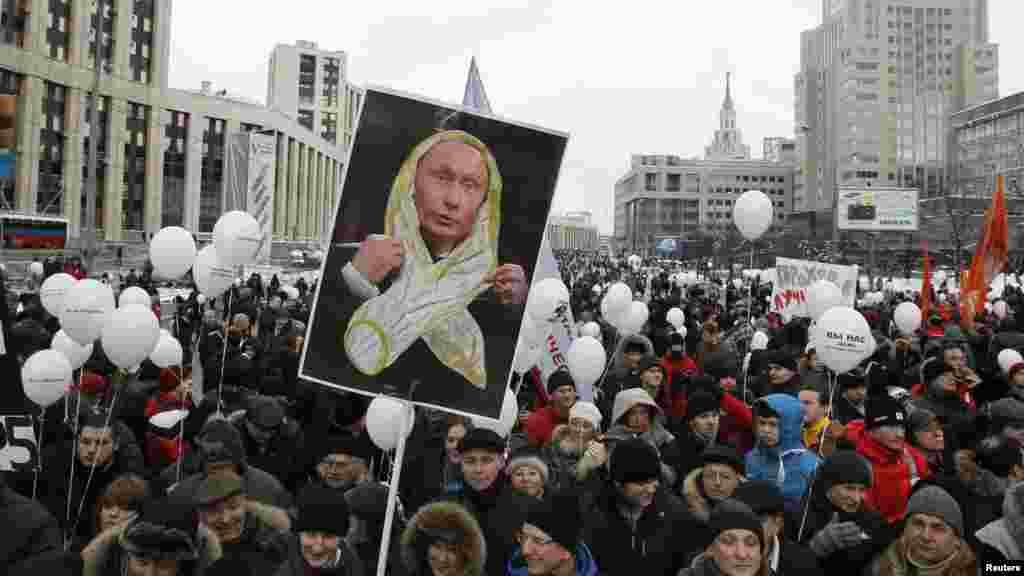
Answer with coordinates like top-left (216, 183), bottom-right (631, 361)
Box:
top-left (809, 521), bottom-right (867, 557)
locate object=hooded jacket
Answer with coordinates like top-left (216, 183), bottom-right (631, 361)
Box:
top-left (506, 542), bottom-right (599, 576)
top-left (605, 388), bottom-right (679, 487)
top-left (600, 334), bottom-right (655, 419)
top-left (80, 522), bottom-right (222, 576)
top-left (441, 477), bottom-right (532, 576)
top-left (844, 420), bottom-right (931, 524)
top-left (401, 501), bottom-right (486, 576)
top-left (975, 480), bottom-right (1024, 562)
top-left (744, 394), bottom-right (820, 516)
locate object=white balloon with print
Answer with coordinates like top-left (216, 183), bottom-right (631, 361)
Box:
top-left (60, 279), bottom-right (116, 345)
top-left (51, 330), bottom-right (93, 370)
top-left (812, 306), bottom-right (873, 374)
top-left (40, 272), bottom-right (77, 317)
top-left (527, 278), bottom-right (569, 323)
top-left (149, 226), bottom-right (197, 279)
top-left (101, 304), bottom-right (161, 370)
top-left (213, 211), bottom-right (261, 268)
top-left (22, 349), bottom-right (72, 408)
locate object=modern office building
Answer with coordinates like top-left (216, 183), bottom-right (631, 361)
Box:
top-left (547, 211), bottom-right (600, 252)
top-left (0, 0), bottom-right (346, 245)
top-left (266, 40), bottom-right (361, 152)
top-left (793, 0), bottom-right (998, 237)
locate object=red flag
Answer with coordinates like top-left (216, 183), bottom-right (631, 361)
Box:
top-left (920, 241), bottom-right (931, 321)
top-left (962, 175), bottom-right (1009, 317)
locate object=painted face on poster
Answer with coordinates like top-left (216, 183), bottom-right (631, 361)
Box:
top-left (300, 87), bottom-right (568, 420)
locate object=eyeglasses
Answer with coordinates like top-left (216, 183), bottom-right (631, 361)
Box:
top-left (516, 531), bottom-right (554, 548)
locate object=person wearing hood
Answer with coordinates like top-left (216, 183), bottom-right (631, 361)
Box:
top-left (605, 388), bottom-right (680, 487)
top-left (526, 369), bottom-right (577, 447)
top-left (164, 418), bottom-right (292, 513)
top-left (659, 331), bottom-right (699, 422)
top-left (599, 334), bottom-right (655, 421)
top-left (581, 438), bottom-right (699, 576)
top-left (506, 491), bottom-right (598, 576)
top-left (678, 499), bottom-right (768, 576)
top-left (230, 395), bottom-right (306, 492)
top-left (975, 470), bottom-right (1024, 563)
top-left (911, 357), bottom-right (976, 433)
top-left (744, 395), bottom-right (819, 517)
top-left (81, 497), bottom-right (221, 576)
top-left (401, 501), bottom-right (486, 576)
top-left (542, 401), bottom-right (605, 491)
top-left (843, 395), bottom-right (931, 524)
top-left (795, 451), bottom-right (894, 576)
top-left (731, 481), bottom-right (819, 575)
top-left (682, 445), bottom-right (746, 525)
top-left (440, 428), bottom-right (533, 576)
top-left (274, 485), bottom-right (364, 576)
top-left (864, 485), bottom-right (977, 576)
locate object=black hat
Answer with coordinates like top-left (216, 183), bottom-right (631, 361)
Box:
top-left (246, 395), bottom-right (286, 429)
top-left (732, 480), bottom-right (785, 516)
top-left (907, 408), bottom-right (939, 437)
top-left (318, 434), bottom-right (375, 464)
top-left (702, 444), bottom-right (745, 475)
top-left (920, 359), bottom-right (954, 387)
top-left (547, 369), bottom-right (575, 395)
top-left (610, 439), bottom-right (661, 484)
top-left (709, 499), bottom-right (765, 551)
top-left (762, 349), bottom-right (798, 372)
top-left (978, 440), bottom-right (1024, 478)
top-left (865, 394), bottom-right (907, 430)
top-left (344, 482), bottom-right (389, 524)
top-left (753, 398), bottom-right (781, 419)
top-left (119, 498), bottom-right (200, 562)
top-left (294, 485), bottom-right (350, 536)
top-left (458, 428), bottom-right (505, 454)
top-left (197, 419), bottom-right (246, 469)
top-left (818, 450), bottom-right (872, 492)
top-left (669, 331), bottom-right (686, 348)
top-left (523, 491), bottom-right (581, 554)
top-left (624, 339), bottom-right (647, 355)
top-left (838, 369), bottom-right (868, 390)
top-left (686, 391), bottom-right (720, 421)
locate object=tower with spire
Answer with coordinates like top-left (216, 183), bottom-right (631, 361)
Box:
top-left (705, 72), bottom-right (750, 160)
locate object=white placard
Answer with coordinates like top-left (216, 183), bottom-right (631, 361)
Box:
top-left (837, 187), bottom-right (919, 232)
top-left (771, 257), bottom-right (859, 318)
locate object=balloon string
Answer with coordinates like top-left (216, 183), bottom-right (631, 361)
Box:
top-left (176, 363), bottom-right (185, 485)
top-left (63, 383), bottom-right (82, 551)
top-left (31, 412), bottom-right (45, 500)
top-left (69, 379), bottom-right (121, 540)
top-left (217, 290), bottom-right (233, 415)
top-left (798, 369), bottom-right (838, 542)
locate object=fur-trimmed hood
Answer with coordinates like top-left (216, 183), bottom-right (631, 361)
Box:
top-left (81, 523), bottom-right (222, 576)
top-left (682, 467), bottom-right (712, 523)
top-left (401, 501), bottom-right (486, 576)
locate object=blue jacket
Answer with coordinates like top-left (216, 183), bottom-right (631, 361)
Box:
top-left (744, 394), bottom-right (820, 515)
top-left (507, 542), bottom-right (599, 576)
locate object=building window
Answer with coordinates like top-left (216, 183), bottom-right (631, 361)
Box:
top-left (299, 54), bottom-right (316, 105)
top-left (37, 81), bottom-right (65, 215)
top-left (161, 109), bottom-right (188, 227)
top-left (666, 174), bottom-right (681, 192)
top-left (298, 109), bottom-right (314, 131)
top-left (321, 111), bottom-right (337, 144)
top-left (321, 57), bottom-right (340, 108)
top-left (130, 0), bottom-right (155, 84)
top-left (81, 94), bottom-right (111, 231)
top-left (199, 117), bottom-right (225, 233)
top-left (88, 0), bottom-right (115, 72)
top-left (241, 122), bottom-right (262, 133)
top-left (644, 173), bottom-right (657, 191)
top-left (122, 102), bottom-right (147, 231)
top-left (46, 0), bottom-right (71, 61)
top-left (0, 70), bottom-right (20, 209)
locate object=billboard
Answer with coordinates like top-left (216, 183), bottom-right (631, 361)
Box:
top-left (837, 187), bottom-right (918, 232)
top-left (226, 132), bottom-right (276, 263)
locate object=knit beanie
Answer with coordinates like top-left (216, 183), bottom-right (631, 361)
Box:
top-left (610, 438), bottom-right (661, 484)
top-left (686, 391), bottom-right (720, 422)
top-left (906, 485), bottom-right (963, 537)
top-left (702, 444), bottom-right (745, 475)
top-left (120, 498), bottom-right (200, 562)
top-left (506, 450), bottom-right (550, 485)
top-left (818, 450), bottom-right (872, 492)
top-left (732, 480), bottom-right (785, 516)
top-left (523, 491), bottom-right (581, 554)
top-left (547, 369), bottom-right (575, 396)
top-left (294, 484), bottom-right (350, 537)
top-left (344, 482), bottom-right (389, 525)
top-left (569, 401), bottom-right (602, 430)
top-left (865, 394), bottom-right (907, 431)
top-left (197, 419), bottom-right (246, 469)
top-left (762, 349), bottom-right (798, 372)
top-left (709, 499), bottom-right (765, 551)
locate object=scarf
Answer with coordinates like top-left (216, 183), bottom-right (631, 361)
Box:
top-left (874, 533), bottom-right (975, 576)
top-left (344, 131), bottom-right (502, 389)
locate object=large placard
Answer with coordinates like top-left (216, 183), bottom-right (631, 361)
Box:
top-left (771, 257), bottom-right (858, 318)
top-left (837, 187), bottom-right (918, 232)
top-left (300, 87), bottom-right (568, 420)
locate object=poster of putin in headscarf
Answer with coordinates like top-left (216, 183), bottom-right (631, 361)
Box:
top-left (301, 87), bottom-right (567, 420)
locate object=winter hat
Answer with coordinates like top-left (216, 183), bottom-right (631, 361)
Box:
top-left (458, 428), bottom-right (505, 454)
top-left (546, 369), bottom-right (575, 395)
top-left (196, 419), bottom-right (246, 469)
top-left (837, 369), bottom-right (868, 390)
top-left (989, 397), bottom-right (1024, 431)
top-left (611, 387), bottom-right (661, 426)
top-left (246, 395), bottom-right (286, 429)
top-left (920, 359), bottom-right (955, 388)
top-left (686, 391), bottom-right (720, 421)
top-left (906, 485), bottom-right (963, 537)
top-left (119, 498), bottom-right (200, 562)
top-left (568, 401), bottom-right (602, 430)
top-left (818, 450), bottom-right (872, 492)
top-left (344, 482), bottom-right (389, 524)
top-left (507, 449), bottom-right (550, 485)
top-left (732, 480), bottom-right (785, 516)
top-left (610, 438), bottom-right (661, 484)
top-left (978, 439), bottom-right (1024, 478)
top-left (908, 408), bottom-right (939, 437)
top-left (865, 394), bottom-right (907, 431)
top-left (709, 499), bottom-right (765, 551)
top-left (318, 434), bottom-right (376, 464)
top-left (294, 484), bottom-right (350, 536)
top-left (702, 445), bottom-right (745, 475)
top-left (194, 469), bottom-right (244, 507)
top-left (762, 349), bottom-right (798, 372)
top-left (624, 339), bottom-right (647, 355)
top-left (523, 491), bottom-right (582, 553)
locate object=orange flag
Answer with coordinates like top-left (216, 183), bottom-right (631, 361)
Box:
top-left (962, 175), bottom-right (1009, 317)
top-left (920, 241), bottom-right (931, 321)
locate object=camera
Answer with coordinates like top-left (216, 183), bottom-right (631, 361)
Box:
top-left (847, 204), bottom-right (876, 221)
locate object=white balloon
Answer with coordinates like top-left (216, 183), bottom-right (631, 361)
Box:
top-left (620, 301), bottom-right (649, 334)
top-left (750, 331), bottom-right (769, 351)
top-left (28, 261), bottom-right (44, 276)
top-left (149, 226), bottom-right (197, 279)
top-left (527, 278), bottom-right (570, 323)
top-left (51, 330), bottom-right (93, 370)
top-left (119, 286), bottom-right (151, 309)
top-left (520, 314), bottom-right (547, 348)
top-left (60, 279), bottom-right (115, 345)
top-left (997, 348), bottom-right (1023, 374)
top-left (893, 302), bottom-right (923, 335)
top-left (566, 336), bottom-right (606, 389)
top-left (40, 273), bottom-right (77, 317)
top-left (149, 409), bottom-right (189, 430)
top-left (282, 285), bottom-right (300, 300)
top-left (213, 210), bottom-right (261, 268)
top-left (580, 321), bottom-right (602, 339)
top-left (733, 190), bottom-right (774, 240)
top-left (603, 282), bottom-right (633, 320)
top-left (675, 325), bottom-right (688, 340)
top-left (807, 280), bottom-right (842, 322)
top-left (513, 340), bottom-right (543, 373)
top-left (150, 334), bottom-right (184, 368)
top-left (21, 349), bottom-right (72, 408)
top-left (666, 307), bottom-right (686, 330)
top-left (193, 245), bottom-right (234, 298)
top-left (476, 388), bottom-right (519, 437)
top-left (993, 300), bottom-right (1009, 320)
top-left (365, 397), bottom-right (412, 451)
top-left (196, 294), bottom-right (207, 305)
top-left (101, 304), bottom-right (161, 370)
top-left (813, 306), bottom-right (873, 374)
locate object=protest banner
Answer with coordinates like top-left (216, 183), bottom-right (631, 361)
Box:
top-left (0, 415), bottom-right (39, 472)
top-left (771, 257), bottom-right (858, 319)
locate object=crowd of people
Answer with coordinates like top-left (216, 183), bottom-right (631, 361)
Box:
top-left (0, 249), bottom-right (1022, 576)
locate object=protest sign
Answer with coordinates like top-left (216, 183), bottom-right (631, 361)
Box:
top-left (0, 415), bottom-right (38, 472)
top-left (771, 257), bottom-right (858, 319)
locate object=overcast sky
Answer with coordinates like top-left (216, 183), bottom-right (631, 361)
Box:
top-left (169, 0), bottom-right (1023, 235)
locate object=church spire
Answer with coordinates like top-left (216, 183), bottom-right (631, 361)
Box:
top-left (723, 72), bottom-right (734, 110)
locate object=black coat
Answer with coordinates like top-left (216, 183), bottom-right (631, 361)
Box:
top-left (775, 538), bottom-right (820, 576)
top-left (0, 484), bottom-right (62, 568)
top-left (440, 479), bottom-right (534, 576)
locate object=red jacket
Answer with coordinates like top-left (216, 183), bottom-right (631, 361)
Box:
top-left (846, 419), bottom-right (931, 523)
top-left (525, 405), bottom-right (566, 447)
top-left (659, 355), bottom-right (698, 418)
top-left (144, 391), bottom-right (192, 469)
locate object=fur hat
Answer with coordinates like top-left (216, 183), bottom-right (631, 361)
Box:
top-left (686, 391), bottom-right (720, 421)
top-left (401, 502), bottom-right (486, 576)
top-left (119, 498), bottom-right (200, 562)
top-left (506, 450), bottom-right (550, 485)
top-left (610, 438), bottom-right (661, 484)
top-left (569, 401), bottom-right (602, 429)
top-left (294, 484), bottom-right (350, 536)
top-left (906, 485), bottom-right (963, 537)
top-left (458, 428), bottom-right (505, 454)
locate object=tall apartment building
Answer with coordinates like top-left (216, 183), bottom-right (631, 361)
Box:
top-left (0, 0), bottom-right (346, 244)
top-left (793, 0), bottom-right (997, 236)
top-left (267, 40), bottom-right (361, 153)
